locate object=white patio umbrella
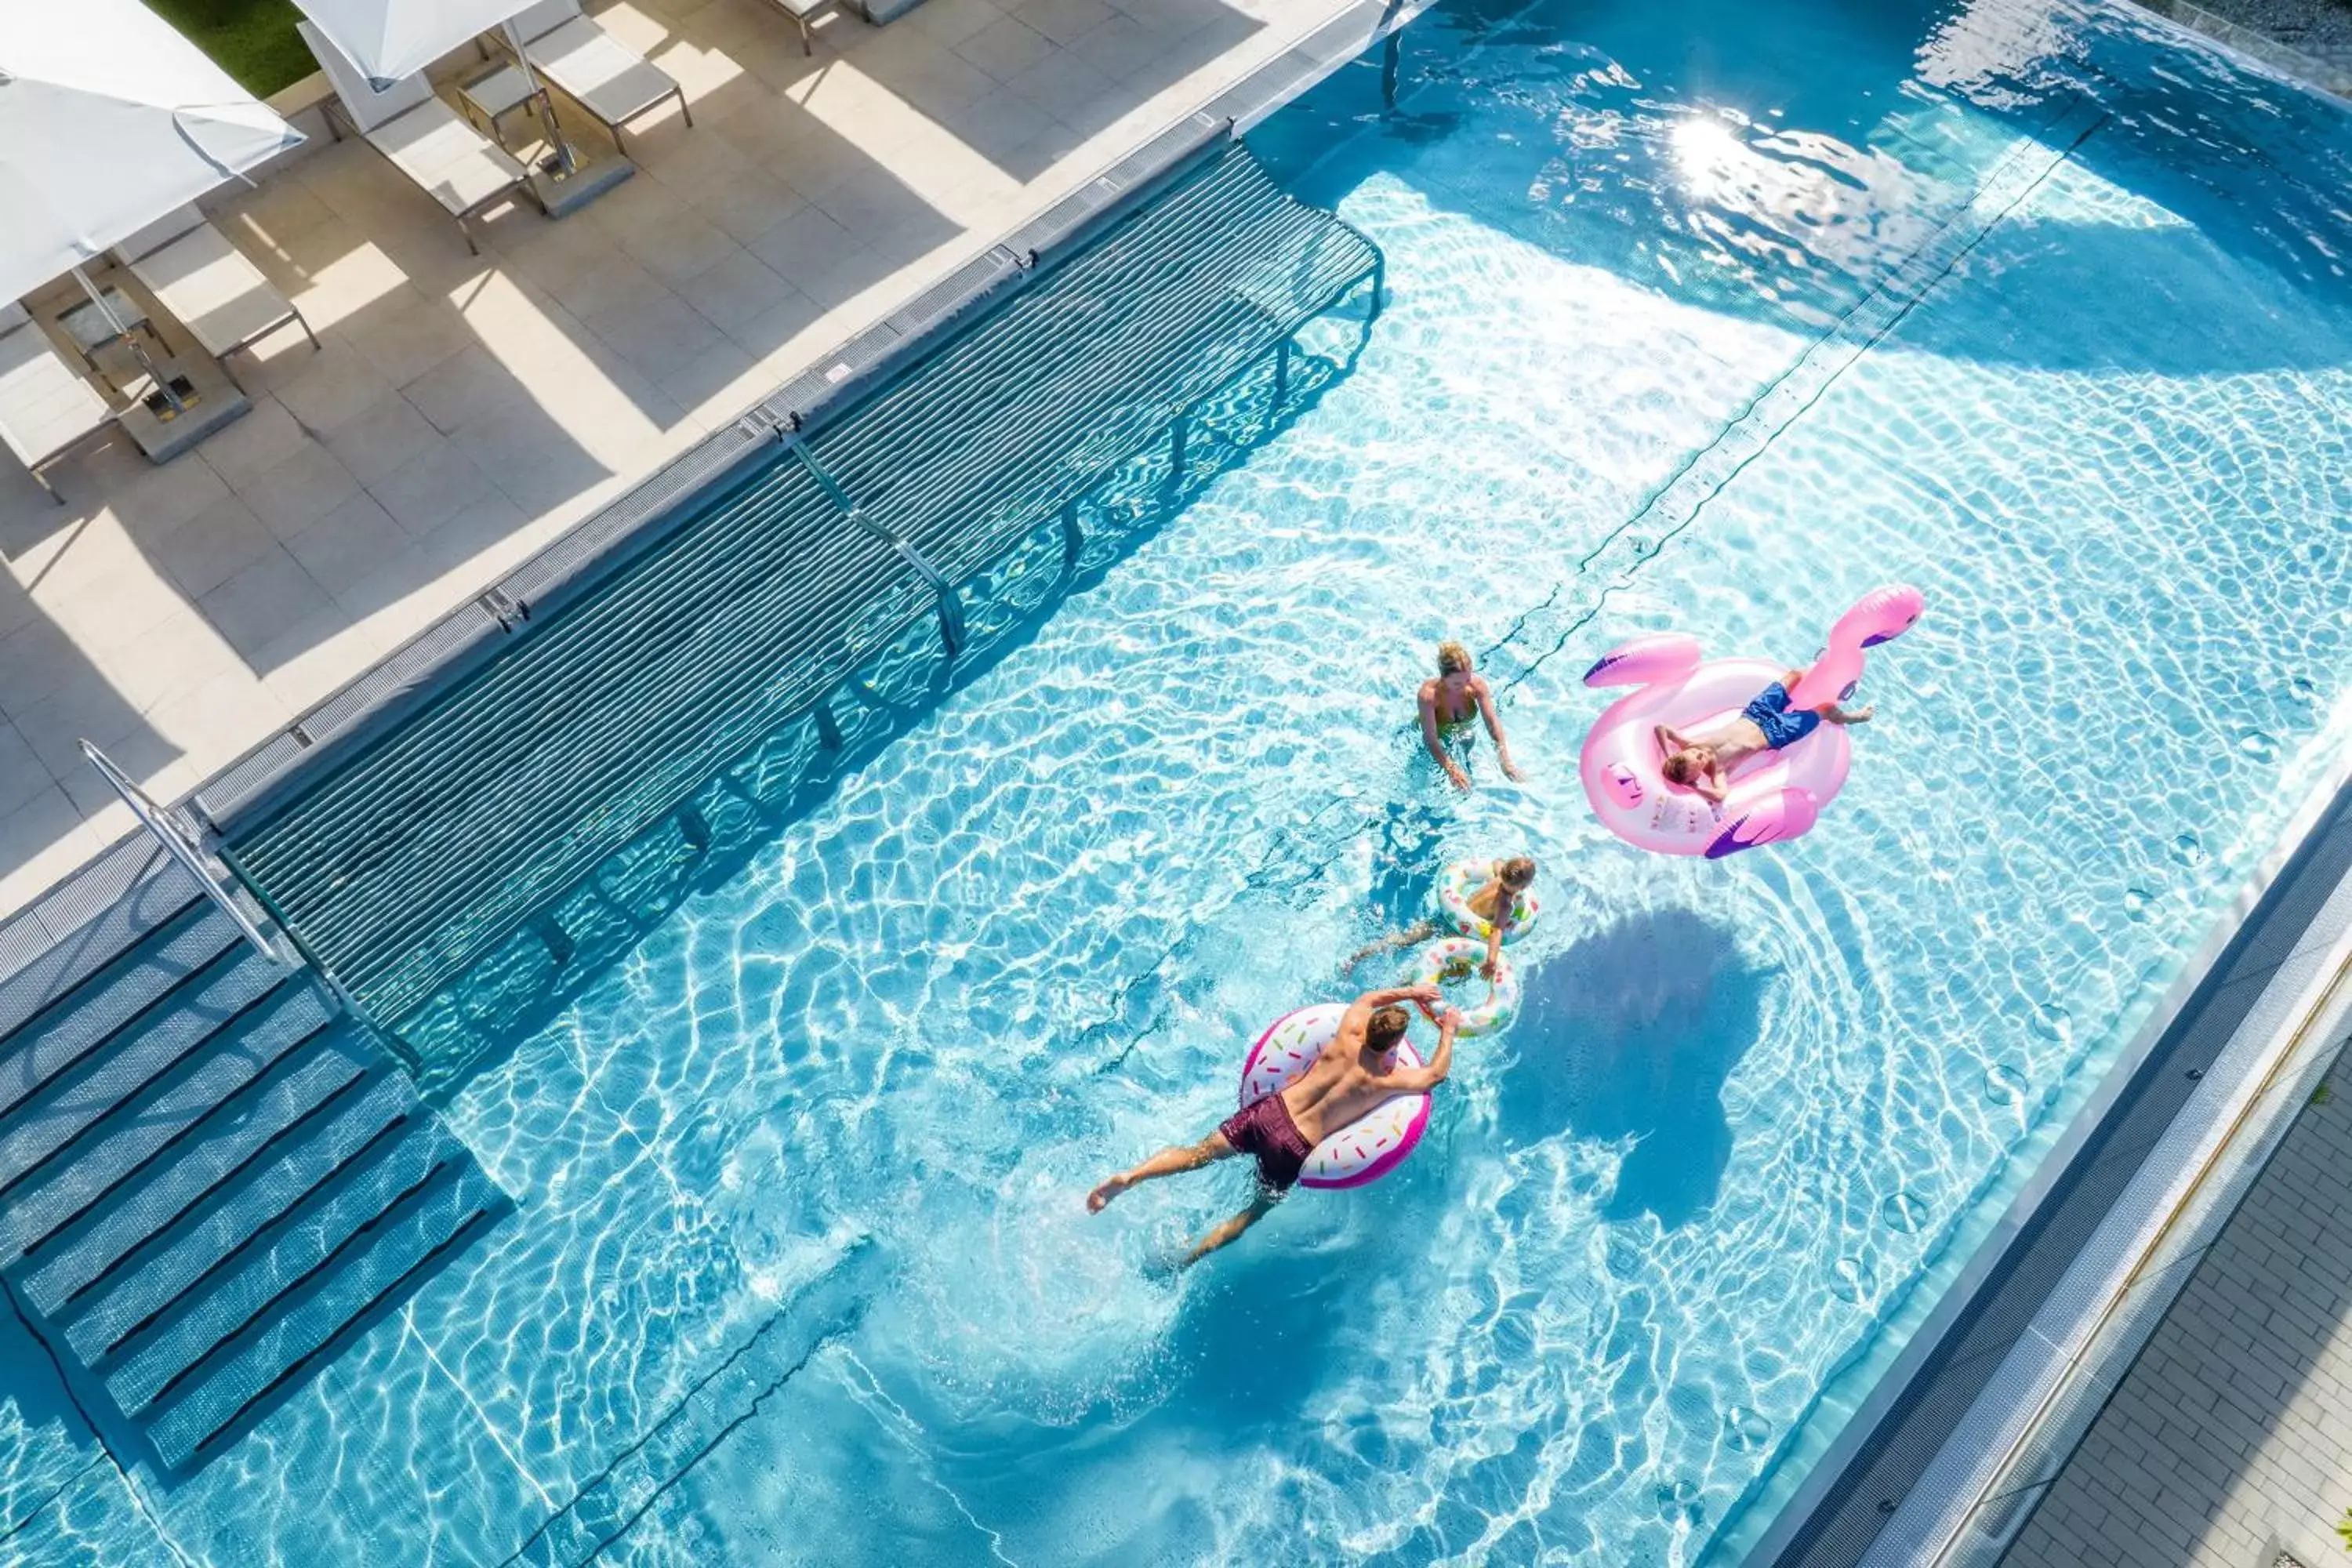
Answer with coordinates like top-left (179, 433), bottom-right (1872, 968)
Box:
top-left (0, 0), bottom-right (303, 305)
top-left (292, 0), bottom-right (540, 86)
top-left (295, 0), bottom-right (582, 172)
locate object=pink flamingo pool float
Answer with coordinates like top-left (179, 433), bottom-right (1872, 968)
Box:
top-left (1579, 585), bottom-right (1926, 858)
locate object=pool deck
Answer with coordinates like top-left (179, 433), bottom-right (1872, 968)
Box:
top-left (0, 0), bottom-right (1368, 923)
top-left (2005, 1043), bottom-right (2352, 1567)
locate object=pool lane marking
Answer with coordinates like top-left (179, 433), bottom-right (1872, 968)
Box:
top-left (406, 1308), bottom-right (563, 1514)
top-left (838, 1345), bottom-right (1024, 1568)
top-left (1488, 93), bottom-right (2114, 698)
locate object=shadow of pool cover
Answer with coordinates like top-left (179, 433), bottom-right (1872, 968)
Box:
top-left (203, 140), bottom-right (1381, 1041)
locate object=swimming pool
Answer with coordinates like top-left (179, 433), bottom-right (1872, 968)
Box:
top-left (17, 0), bottom-right (2352, 1562)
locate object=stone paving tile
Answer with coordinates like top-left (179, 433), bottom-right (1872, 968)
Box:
top-left (320, 391), bottom-right (444, 488)
top-left (241, 441), bottom-right (363, 541)
top-left (0, 0), bottom-right (1350, 921)
top-left (956, 13), bottom-right (1058, 80)
top-left (270, 339), bottom-right (394, 435)
top-left (673, 248), bottom-right (805, 329)
top-left (191, 395), bottom-right (308, 489)
top-left (0, 786), bottom-right (101, 927)
top-left (0, 723), bottom-right (50, 819)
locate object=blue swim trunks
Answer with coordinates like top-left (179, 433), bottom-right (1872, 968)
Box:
top-left (1742, 682), bottom-right (1820, 750)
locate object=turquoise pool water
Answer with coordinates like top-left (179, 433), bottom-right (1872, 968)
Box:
top-left (12, 0), bottom-right (2352, 1563)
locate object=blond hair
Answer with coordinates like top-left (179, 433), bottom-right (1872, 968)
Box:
top-left (1436, 641), bottom-right (1473, 676)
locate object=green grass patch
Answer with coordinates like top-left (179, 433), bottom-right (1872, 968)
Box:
top-left (143, 0), bottom-right (316, 99)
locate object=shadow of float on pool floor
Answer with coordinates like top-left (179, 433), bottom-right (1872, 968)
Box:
top-left (1501, 910), bottom-right (1772, 1231)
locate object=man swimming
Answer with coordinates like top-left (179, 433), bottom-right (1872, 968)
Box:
top-left (1420, 641), bottom-right (1523, 792)
top-left (1087, 985), bottom-right (1461, 1268)
top-left (1656, 668), bottom-right (1873, 807)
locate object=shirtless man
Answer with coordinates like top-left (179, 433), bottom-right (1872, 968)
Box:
top-left (1420, 641), bottom-right (1523, 792)
top-left (1656, 669), bottom-right (1873, 806)
top-left (1087, 985), bottom-right (1461, 1268)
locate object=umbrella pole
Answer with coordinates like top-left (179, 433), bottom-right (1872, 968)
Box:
top-left (73, 265), bottom-right (185, 414)
top-left (504, 22), bottom-right (580, 177)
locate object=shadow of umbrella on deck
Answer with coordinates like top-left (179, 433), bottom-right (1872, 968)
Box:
top-left (1501, 909), bottom-right (1769, 1229)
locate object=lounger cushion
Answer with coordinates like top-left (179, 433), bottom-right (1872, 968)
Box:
top-left (510, 0), bottom-right (582, 40)
top-left (128, 225), bottom-right (298, 359)
top-left (0, 321), bottom-right (112, 470)
top-left (528, 17), bottom-right (680, 126)
top-left (369, 100), bottom-right (530, 217)
top-left (112, 205), bottom-right (208, 266)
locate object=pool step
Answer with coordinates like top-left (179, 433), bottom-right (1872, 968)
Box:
top-left (13, 1039), bottom-right (372, 1317)
top-left (0, 896), bottom-right (507, 1469)
top-left (0, 903), bottom-right (242, 1127)
top-left (143, 1157), bottom-right (505, 1470)
top-left (0, 941), bottom-right (290, 1204)
top-left (0, 979), bottom-right (339, 1267)
top-left (64, 1073), bottom-right (417, 1373)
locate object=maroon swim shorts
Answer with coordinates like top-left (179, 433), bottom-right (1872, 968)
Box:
top-left (1219, 1092), bottom-right (1312, 1192)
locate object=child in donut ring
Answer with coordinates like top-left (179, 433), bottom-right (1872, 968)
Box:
top-left (1345, 855), bottom-right (1535, 981)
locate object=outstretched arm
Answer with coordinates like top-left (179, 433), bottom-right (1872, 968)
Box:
top-left (1823, 702), bottom-right (1875, 725)
top-left (1421, 684), bottom-right (1471, 792)
top-left (1382, 1010), bottom-right (1459, 1094)
top-left (1181, 1192), bottom-right (1279, 1268)
top-left (1474, 678), bottom-right (1522, 781)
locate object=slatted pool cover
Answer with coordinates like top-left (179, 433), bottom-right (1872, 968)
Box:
top-left (219, 143), bottom-right (1378, 1023)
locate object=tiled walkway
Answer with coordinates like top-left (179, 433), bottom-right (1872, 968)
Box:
top-left (0, 0), bottom-right (1352, 919)
top-left (2007, 1040), bottom-right (2352, 1568)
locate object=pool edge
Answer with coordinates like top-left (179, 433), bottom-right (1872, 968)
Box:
top-left (2114, 0), bottom-right (2352, 107)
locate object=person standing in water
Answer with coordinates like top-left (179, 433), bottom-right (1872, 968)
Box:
top-left (1419, 641), bottom-right (1523, 792)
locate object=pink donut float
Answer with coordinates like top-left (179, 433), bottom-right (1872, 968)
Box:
top-left (1237, 1004), bottom-right (1430, 1189)
top-left (1578, 585), bottom-right (1925, 858)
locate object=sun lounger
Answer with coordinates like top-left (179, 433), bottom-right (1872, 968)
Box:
top-left (111, 205), bottom-right (319, 380)
top-left (0, 303), bottom-right (116, 502)
top-left (752, 0), bottom-right (836, 56)
top-left (505, 0), bottom-right (691, 152)
top-left (299, 20), bottom-right (532, 255)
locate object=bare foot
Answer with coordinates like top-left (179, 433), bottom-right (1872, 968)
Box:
top-left (1087, 1174), bottom-right (1131, 1214)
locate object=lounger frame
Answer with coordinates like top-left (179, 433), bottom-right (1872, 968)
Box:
top-left (299, 21), bottom-right (532, 256)
top-left (500, 2), bottom-right (694, 154)
top-left (0, 304), bottom-right (118, 503)
top-left (112, 209), bottom-right (321, 384)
